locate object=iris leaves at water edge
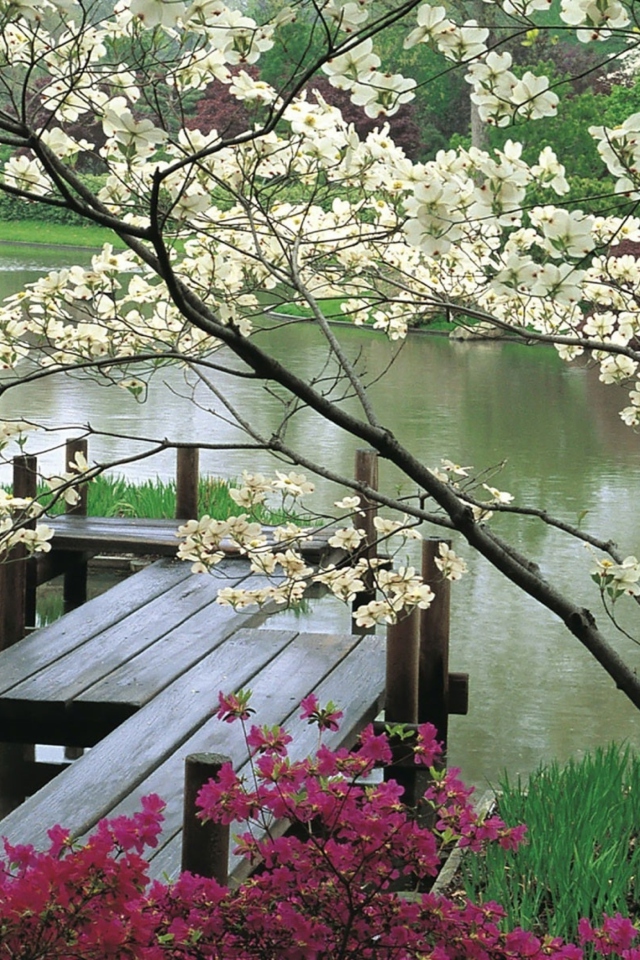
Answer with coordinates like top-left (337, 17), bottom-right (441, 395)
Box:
top-left (460, 744), bottom-right (640, 941)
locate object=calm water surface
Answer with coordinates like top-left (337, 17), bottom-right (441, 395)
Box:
top-left (1, 244), bottom-right (640, 788)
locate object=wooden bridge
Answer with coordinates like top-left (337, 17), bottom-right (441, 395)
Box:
top-left (0, 443), bottom-right (468, 881)
top-left (0, 557), bottom-right (387, 882)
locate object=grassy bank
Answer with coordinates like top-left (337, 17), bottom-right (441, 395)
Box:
top-left (459, 743), bottom-right (640, 941)
top-left (0, 220), bottom-right (126, 249)
top-left (33, 473), bottom-right (298, 525)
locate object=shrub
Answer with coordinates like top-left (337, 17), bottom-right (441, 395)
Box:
top-left (0, 696), bottom-right (637, 959)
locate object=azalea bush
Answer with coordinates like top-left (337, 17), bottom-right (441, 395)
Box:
top-left (2, 693), bottom-right (639, 959)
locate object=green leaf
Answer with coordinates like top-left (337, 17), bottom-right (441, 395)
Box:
top-left (521, 28), bottom-right (539, 47)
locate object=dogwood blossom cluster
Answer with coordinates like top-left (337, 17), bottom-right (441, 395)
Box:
top-left (2, 0), bottom-right (640, 635)
top-left (175, 471), bottom-right (456, 623)
top-left (0, 419), bottom-right (36, 453)
top-left (43, 449), bottom-right (93, 507)
top-left (4, 122), bottom-right (640, 419)
top-left (0, 489), bottom-right (53, 559)
top-left (591, 554), bottom-right (640, 600)
top-left (0, 0), bottom-right (638, 413)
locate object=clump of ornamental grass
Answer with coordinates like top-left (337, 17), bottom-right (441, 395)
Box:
top-left (8, 474), bottom-right (298, 524)
top-left (459, 742), bottom-right (640, 942)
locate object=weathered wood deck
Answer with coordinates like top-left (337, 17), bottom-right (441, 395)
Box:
top-left (42, 515), bottom-right (334, 561)
top-left (0, 558), bottom-right (386, 881)
top-left (0, 559), bottom-right (276, 745)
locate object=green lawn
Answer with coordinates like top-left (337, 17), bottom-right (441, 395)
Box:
top-left (0, 220), bottom-right (127, 249)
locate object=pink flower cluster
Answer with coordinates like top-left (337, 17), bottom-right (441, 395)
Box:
top-left (0, 695), bottom-right (637, 959)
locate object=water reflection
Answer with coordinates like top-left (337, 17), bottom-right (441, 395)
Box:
top-left (1, 246), bottom-right (639, 787)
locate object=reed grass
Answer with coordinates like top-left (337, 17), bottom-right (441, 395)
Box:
top-left (460, 743), bottom-right (640, 941)
top-left (0, 221), bottom-right (126, 248)
top-left (35, 474), bottom-right (297, 525)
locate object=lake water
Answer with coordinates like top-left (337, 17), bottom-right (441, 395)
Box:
top-left (2, 242), bottom-right (640, 789)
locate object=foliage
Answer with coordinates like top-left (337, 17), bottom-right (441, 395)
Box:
top-left (35, 472), bottom-right (301, 524)
top-left (460, 743), bottom-right (640, 942)
top-left (372, 14), bottom-right (471, 157)
top-left (186, 66), bottom-right (259, 141)
top-left (1, 698), bottom-right (638, 959)
top-left (0, 174), bottom-right (108, 223)
top-left (603, 78), bottom-right (640, 129)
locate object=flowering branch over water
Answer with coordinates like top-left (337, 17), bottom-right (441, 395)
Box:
top-left (0, 0), bottom-right (640, 704)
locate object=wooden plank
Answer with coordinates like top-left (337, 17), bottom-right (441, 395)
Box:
top-left (74, 576), bottom-right (274, 717)
top-left (0, 560), bottom-right (193, 695)
top-left (108, 632), bottom-right (384, 869)
top-left (148, 631), bottom-right (386, 880)
top-left (104, 630), bottom-right (369, 827)
top-left (0, 628), bottom-right (300, 850)
top-left (0, 563), bottom-right (252, 720)
top-left (48, 515), bottom-right (333, 562)
top-left (48, 516), bottom-right (184, 555)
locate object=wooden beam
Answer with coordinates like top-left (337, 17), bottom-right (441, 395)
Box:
top-left (352, 448), bottom-right (378, 624)
top-left (64, 439), bottom-right (89, 613)
top-left (176, 447), bottom-right (200, 520)
top-left (182, 753), bottom-right (230, 882)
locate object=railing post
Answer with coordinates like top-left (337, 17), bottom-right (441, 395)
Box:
top-left (352, 449), bottom-right (378, 628)
top-left (385, 608), bottom-right (420, 805)
top-left (182, 752), bottom-right (230, 882)
top-left (0, 454), bottom-right (38, 649)
top-left (419, 537), bottom-right (451, 755)
top-left (176, 447), bottom-right (199, 520)
top-left (63, 438), bottom-right (88, 614)
top-left (13, 454), bottom-right (38, 630)
top-left (0, 456), bottom-right (38, 815)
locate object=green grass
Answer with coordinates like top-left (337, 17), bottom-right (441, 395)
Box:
top-left (34, 473), bottom-right (299, 525)
top-left (29, 474), bottom-right (308, 627)
top-left (459, 743), bottom-right (640, 941)
top-left (0, 220), bottom-right (127, 249)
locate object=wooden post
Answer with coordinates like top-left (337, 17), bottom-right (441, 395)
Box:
top-left (352, 449), bottom-right (378, 627)
top-left (13, 454), bottom-right (38, 630)
top-left (0, 456), bottom-right (36, 649)
top-left (176, 447), bottom-right (199, 520)
top-left (419, 538), bottom-right (451, 753)
top-left (385, 609), bottom-right (419, 805)
top-left (386, 609), bottom-right (420, 725)
top-left (0, 457), bottom-right (38, 815)
top-left (182, 753), bottom-right (230, 882)
top-left (63, 438), bottom-right (88, 614)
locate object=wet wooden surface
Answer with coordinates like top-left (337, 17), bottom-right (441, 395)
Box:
top-left (0, 558), bottom-right (386, 881)
top-left (41, 515), bottom-right (333, 561)
top-left (0, 560), bottom-right (272, 745)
